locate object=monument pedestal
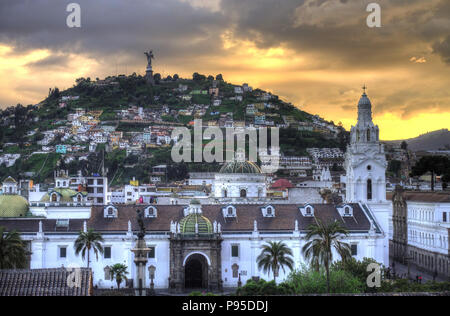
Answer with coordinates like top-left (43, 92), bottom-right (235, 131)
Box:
top-left (131, 238), bottom-right (151, 296)
top-left (146, 67), bottom-right (154, 84)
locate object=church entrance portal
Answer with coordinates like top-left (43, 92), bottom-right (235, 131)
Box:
top-left (184, 254), bottom-right (208, 289)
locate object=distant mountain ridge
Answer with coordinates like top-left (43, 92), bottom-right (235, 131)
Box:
top-left (385, 129), bottom-right (450, 151)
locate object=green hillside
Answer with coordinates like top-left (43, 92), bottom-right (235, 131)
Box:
top-left (0, 72), bottom-right (347, 184)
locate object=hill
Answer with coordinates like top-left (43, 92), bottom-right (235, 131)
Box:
top-left (385, 129), bottom-right (450, 152)
top-left (0, 73), bottom-right (345, 184)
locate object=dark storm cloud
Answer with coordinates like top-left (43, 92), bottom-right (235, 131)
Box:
top-left (433, 36), bottom-right (450, 64)
top-left (0, 0), bottom-right (228, 63)
top-left (219, 0), bottom-right (450, 68)
top-left (0, 0), bottom-right (448, 69)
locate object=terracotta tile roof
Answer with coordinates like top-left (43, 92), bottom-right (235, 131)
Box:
top-left (0, 268), bottom-right (91, 296)
top-left (0, 204), bottom-right (372, 233)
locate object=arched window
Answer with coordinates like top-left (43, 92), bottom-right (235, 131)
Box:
top-left (240, 189), bottom-right (247, 198)
top-left (367, 179), bottom-right (372, 200)
top-left (51, 193), bottom-right (58, 202)
top-left (356, 129), bottom-right (360, 141)
top-left (232, 264), bottom-right (239, 278)
top-left (258, 187), bottom-right (263, 198)
top-left (344, 206), bottom-right (350, 215)
top-left (77, 195), bottom-right (82, 202)
top-left (228, 207), bottom-right (233, 216)
top-left (223, 189), bottom-right (228, 198)
top-left (367, 129), bottom-right (371, 141)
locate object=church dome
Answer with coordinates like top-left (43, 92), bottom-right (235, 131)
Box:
top-left (179, 213), bottom-right (213, 235)
top-left (40, 188), bottom-right (86, 203)
top-left (358, 92), bottom-right (372, 108)
top-left (219, 161), bottom-right (261, 174)
top-left (0, 194), bottom-right (29, 217)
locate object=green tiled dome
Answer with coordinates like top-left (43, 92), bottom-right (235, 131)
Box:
top-left (0, 194), bottom-right (29, 217)
top-left (219, 161), bottom-right (261, 174)
top-left (40, 188), bottom-right (87, 203)
top-left (179, 213), bottom-right (212, 235)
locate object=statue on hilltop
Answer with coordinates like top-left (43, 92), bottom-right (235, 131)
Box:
top-left (144, 50), bottom-right (154, 69)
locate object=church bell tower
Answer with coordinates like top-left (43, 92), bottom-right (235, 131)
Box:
top-left (345, 87), bottom-right (387, 203)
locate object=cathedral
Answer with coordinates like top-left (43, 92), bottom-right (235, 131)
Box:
top-left (0, 89), bottom-right (391, 291)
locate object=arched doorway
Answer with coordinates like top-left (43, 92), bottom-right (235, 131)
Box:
top-left (184, 254), bottom-right (208, 289)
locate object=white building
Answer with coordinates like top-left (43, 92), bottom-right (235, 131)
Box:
top-left (344, 89), bottom-right (391, 265)
top-left (390, 189), bottom-right (449, 280)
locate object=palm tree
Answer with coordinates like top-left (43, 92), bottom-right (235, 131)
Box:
top-left (0, 227), bottom-right (28, 269)
top-left (74, 228), bottom-right (104, 268)
top-left (302, 219), bottom-right (351, 293)
top-left (110, 263), bottom-right (129, 289)
top-left (257, 241), bottom-right (294, 283)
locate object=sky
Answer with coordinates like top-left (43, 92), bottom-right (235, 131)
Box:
top-left (0, 0), bottom-right (449, 140)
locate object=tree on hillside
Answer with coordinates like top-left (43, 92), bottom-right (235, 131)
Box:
top-left (388, 160), bottom-right (402, 177)
top-left (400, 141), bottom-right (408, 150)
top-left (215, 74), bottom-right (223, 81)
top-left (411, 156), bottom-right (450, 191)
top-left (153, 73), bottom-right (161, 83)
top-left (193, 72), bottom-right (206, 81)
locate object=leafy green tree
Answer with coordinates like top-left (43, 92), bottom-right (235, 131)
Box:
top-left (400, 141), bottom-right (408, 150)
top-left (153, 73), bottom-right (161, 83)
top-left (0, 227), bottom-right (28, 269)
top-left (215, 74), bottom-right (223, 81)
top-left (332, 257), bottom-right (384, 292)
top-left (193, 72), bottom-right (206, 81)
top-left (74, 228), bottom-right (104, 268)
top-left (411, 156), bottom-right (449, 191)
top-left (257, 241), bottom-right (294, 283)
top-left (388, 159), bottom-right (402, 177)
top-left (110, 263), bottom-right (129, 289)
top-left (285, 267), bottom-right (364, 294)
top-left (302, 219), bottom-right (351, 293)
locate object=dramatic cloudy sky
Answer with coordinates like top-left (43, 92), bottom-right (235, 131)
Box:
top-left (0, 0), bottom-right (449, 140)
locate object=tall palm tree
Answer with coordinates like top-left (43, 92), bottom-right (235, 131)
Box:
top-left (302, 219), bottom-right (351, 293)
top-left (74, 228), bottom-right (104, 268)
top-left (257, 241), bottom-right (294, 283)
top-left (0, 227), bottom-right (28, 269)
top-left (110, 263), bottom-right (129, 289)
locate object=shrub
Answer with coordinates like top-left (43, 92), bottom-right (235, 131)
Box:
top-left (286, 267), bottom-right (364, 294)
